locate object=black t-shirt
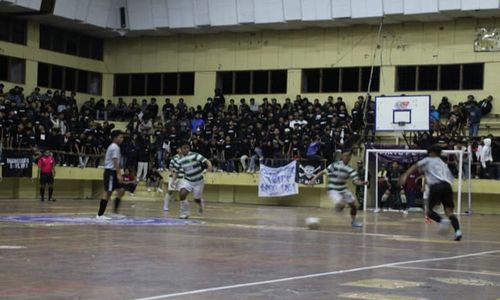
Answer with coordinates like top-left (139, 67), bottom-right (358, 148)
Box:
top-left (223, 142), bottom-right (235, 159)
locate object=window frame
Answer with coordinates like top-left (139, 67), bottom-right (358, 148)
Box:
top-left (301, 66), bottom-right (380, 93)
top-left (215, 70), bottom-right (288, 95)
top-left (395, 63), bottom-right (484, 92)
top-left (113, 72), bottom-right (195, 97)
top-left (39, 24), bottom-right (104, 61)
top-left (37, 62), bottom-right (102, 95)
top-left (0, 54), bottom-right (26, 84)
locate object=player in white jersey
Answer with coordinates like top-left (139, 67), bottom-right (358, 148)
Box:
top-left (399, 145), bottom-right (462, 241)
top-left (163, 148), bottom-right (183, 212)
top-left (173, 141), bottom-right (213, 219)
top-left (96, 130), bottom-right (125, 220)
top-left (309, 151), bottom-right (368, 227)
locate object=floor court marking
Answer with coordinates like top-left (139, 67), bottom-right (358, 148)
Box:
top-left (389, 266), bottom-right (500, 277)
top-left (133, 250), bottom-right (500, 300)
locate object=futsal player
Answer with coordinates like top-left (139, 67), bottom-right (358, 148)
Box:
top-left (96, 130), bottom-right (125, 220)
top-left (308, 150), bottom-right (368, 227)
top-left (399, 145), bottom-right (462, 241)
top-left (38, 150), bottom-right (56, 202)
top-left (164, 148), bottom-right (183, 212)
top-left (173, 141), bottom-right (212, 219)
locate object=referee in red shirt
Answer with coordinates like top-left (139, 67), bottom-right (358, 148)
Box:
top-left (38, 150), bottom-right (56, 202)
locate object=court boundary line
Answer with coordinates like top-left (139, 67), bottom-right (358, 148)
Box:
top-left (133, 249), bottom-right (500, 300)
top-left (389, 265), bottom-right (500, 277)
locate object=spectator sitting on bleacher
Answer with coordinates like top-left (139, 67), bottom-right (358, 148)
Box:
top-left (122, 168), bottom-right (137, 196)
top-left (146, 167), bottom-right (163, 193)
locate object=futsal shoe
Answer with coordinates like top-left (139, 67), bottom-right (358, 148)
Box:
top-left (179, 214), bottom-right (190, 219)
top-left (49, 198), bottom-right (56, 202)
top-left (96, 215), bottom-right (112, 221)
top-left (454, 230), bottom-right (463, 241)
top-left (351, 221), bottom-right (363, 228)
top-left (437, 218), bottom-right (451, 235)
top-left (195, 199), bottom-right (204, 214)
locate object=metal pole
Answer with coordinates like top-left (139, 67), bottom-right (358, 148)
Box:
top-left (375, 153), bottom-right (379, 212)
top-left (363, 17), bottom-right (384, 129)
top-left (468, 151), bottom-right (472, 214)
top-left (457, 150), bottom-right (463, 216)
top-left (363, 148), bottom-right (370, 211)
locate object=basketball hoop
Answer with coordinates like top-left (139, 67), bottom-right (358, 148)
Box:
top-left (398, 121), bottom-right (407, 127)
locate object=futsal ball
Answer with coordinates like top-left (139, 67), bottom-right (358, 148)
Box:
top-left (305, 217), bottom-right (320, 230)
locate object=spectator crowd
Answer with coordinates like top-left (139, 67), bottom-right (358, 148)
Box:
top-left (0, 83), bottom-right (498, 180)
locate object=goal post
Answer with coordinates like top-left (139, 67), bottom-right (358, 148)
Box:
top-left (363, 149), bottom-right (472, 215)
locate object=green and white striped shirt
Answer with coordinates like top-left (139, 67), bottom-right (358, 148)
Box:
top-left (177, 152), bottom-right (208, 182)
top-left (326, 161), bottom-right (359, 191)
top-left (169, 154), bottom-right (184, 179)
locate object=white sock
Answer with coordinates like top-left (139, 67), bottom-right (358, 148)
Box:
top-left (163, 193), bottom-right (171, 210)
top-left (180, 200), bottom-right (189, 215)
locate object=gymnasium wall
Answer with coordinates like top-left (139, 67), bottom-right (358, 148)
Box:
top-left (105, 18), bottom-right (500, 111)
top-left (0, 21), bottom-right (113, 102)
top-left (1, 18), bottom-right (500, 111)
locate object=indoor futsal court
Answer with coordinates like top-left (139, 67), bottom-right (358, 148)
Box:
top-left (2, 0), bottom-right (500, 299)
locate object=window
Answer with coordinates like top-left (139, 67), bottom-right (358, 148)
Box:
top-left (113, 72), bottom-right (195, 96)
top-left (462, 64), bottom-right (484, 90)
top-left (0, 16), bottom-right (26, 45)
top-left (115, 74), bottom-right (130, 96)
top-left (396, 64), bottom-right (484, 91)
top-left (270, 70), bottom-right (287, 94)
top-left (39, 25), bottom-right (104, 60)
top-left (179, 72), bottom-right (195, 95)
top-left (216, 70), bottom-right (288, 94)
top-left (131, 74), bottom-right (146, 96)
top-left (65, 68), bottom-right (77, 92)
top-left (341, 67), bottom-right (360, 92)
top-left (235, 71), bottom-right (251, 94)
top-left (301, 67), bottom-right (380, 93)
top-left (322, 69), bottom-right (339, 93)
top-left (303, 69), bottom-right (320, 93)
top-left (440, 65), bottom-right (460, 90)
top-left (219, 72), bottom-right (234, 94)
top-left (418, 65), bottom-right (438, 91)
top-left (37, 62), bottom-right (102, 95)
top-left (252, 71), bottom-right (269, 94)
top-left (396, 66), bottom-right (416, 91)
top-left (147, 73), bottom-right (162, 96)
top-left (163, 73), bottom-right (178, 95)
top-left (0, 55), bottom-right (25, 84)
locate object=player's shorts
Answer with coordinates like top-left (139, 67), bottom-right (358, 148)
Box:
top-left (40, 173), bottom-right (54, 185)
top-left (328, 189), bottom-right (355, 206)
top-left (428, 181), bottom-right (454, 210)
top-left (167, 177), bottom-right (180, 192)
top-left (103, 169), bottom-right (122, 193)
top-left (178, 179), bottom-right (204, 199)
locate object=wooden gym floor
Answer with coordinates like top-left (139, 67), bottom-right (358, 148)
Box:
top-left (1, 199), bottom-right (500, 300)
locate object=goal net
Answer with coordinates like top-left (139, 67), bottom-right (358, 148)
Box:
top-left (362, 148), bottom-right (472, 215)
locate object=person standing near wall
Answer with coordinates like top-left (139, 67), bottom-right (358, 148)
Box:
top-left (37, 150), bottom-right (56, 202)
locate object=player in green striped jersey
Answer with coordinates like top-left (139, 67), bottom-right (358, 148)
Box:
top-left (309, 151), bottom-right (368, 227)
top-left (173, 141), bottom-right (213, 219)
top-left (164, 148), bottom-right (183, 212)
